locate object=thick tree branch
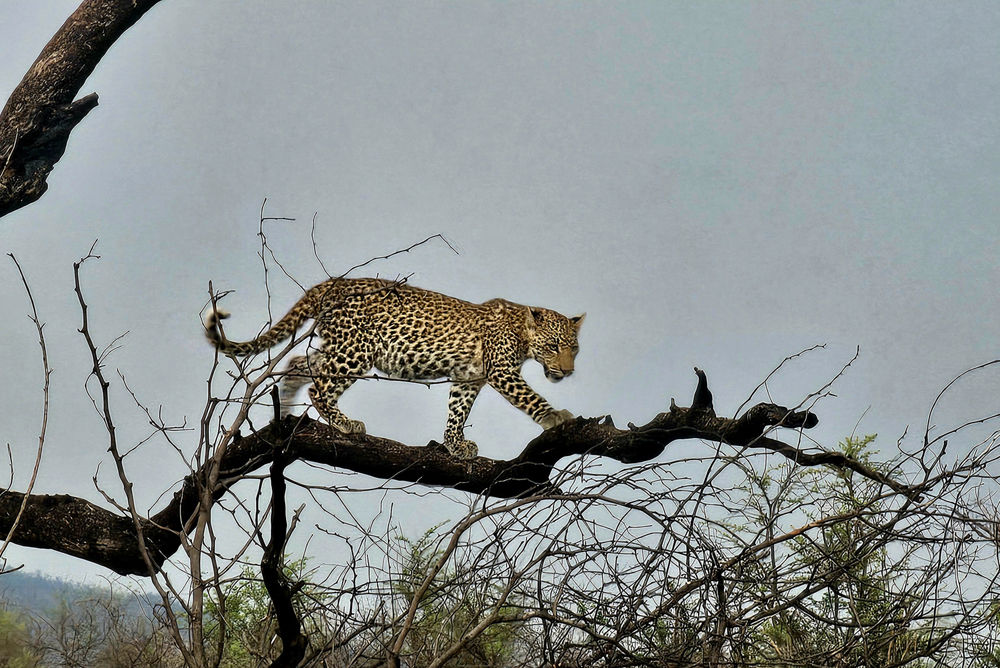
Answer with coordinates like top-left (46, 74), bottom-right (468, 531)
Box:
top-left (0, 0), bottom-right (164, 218)
top-left (0, 370), bottom-right (915, 577)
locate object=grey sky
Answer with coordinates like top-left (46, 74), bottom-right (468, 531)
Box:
top-left (2, 2), bottom-right (998, 581)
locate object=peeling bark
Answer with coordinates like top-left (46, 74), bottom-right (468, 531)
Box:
top-left (0, 0), bottom-right (164, 218)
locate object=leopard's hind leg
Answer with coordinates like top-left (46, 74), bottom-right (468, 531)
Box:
top-left (306, 343), bottom-right (373, 435)
top-left (277, 354), bottom-right (317, 417)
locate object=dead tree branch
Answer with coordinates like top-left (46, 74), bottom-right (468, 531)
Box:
top-left (0, 367), bottom-right (912, 577)
top-left (0, 0), bottom-right (164, 218)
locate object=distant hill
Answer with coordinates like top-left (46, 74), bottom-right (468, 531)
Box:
top-left (0, 570), bottom-right (156, 617)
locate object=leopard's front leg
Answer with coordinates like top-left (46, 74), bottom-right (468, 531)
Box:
top-left (487, 370), bottom-right (574, 430)
top-left (443, 380), bottom-right (485, 459)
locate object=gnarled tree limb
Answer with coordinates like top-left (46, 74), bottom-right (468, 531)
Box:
top-left (0, 370), bottom-right (914, 577)
top-left (0, 0), bottom-right (164, 218)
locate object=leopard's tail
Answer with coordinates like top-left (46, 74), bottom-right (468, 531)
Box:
top-left (203, 286), bottom-right (323, 356)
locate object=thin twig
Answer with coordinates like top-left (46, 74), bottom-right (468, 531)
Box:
top-left (0, 254), bottom-right (51, 567)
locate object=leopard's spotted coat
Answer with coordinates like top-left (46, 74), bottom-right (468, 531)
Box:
top-left (204, 278), bottom-right (583, 458)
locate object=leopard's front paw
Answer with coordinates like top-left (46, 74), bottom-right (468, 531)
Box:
top-left (332, 418), bottom-right (367, 435)
top-left (444, 439), bottom-right (479, 460)
top-left (539, 409), bottom-right (575, 430)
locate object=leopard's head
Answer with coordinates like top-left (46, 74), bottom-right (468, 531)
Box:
top-left (526, 307), bottom-right (585, 382)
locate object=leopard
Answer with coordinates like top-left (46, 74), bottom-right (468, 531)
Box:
top-left (203, 277), bottom-right (584, 459)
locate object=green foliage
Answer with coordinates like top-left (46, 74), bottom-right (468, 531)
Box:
top-left (740, 434), bottom-right (942, 667)
top-left (837, 433), bottom-right (879, 461)
top-left (390, 526), bottom-right (526, 667)
top-left (972, 601), bottom-right (1000, 667)
top-left (204, 557), bottom-right (319, 667)
top-left (0, 608), bottom-right (40, 668)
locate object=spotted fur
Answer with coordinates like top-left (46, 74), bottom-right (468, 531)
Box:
top-left (204, 278), bottom-right (584, 458)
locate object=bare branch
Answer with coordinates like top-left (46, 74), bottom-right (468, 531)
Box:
top-left (0, 254), bottom-right (52, 568)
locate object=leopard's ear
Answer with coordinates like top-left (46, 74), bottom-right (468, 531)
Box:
top-left (526, 307), bottom-right (543, 332)
top-left (570, 313), bottom-right (586, 332)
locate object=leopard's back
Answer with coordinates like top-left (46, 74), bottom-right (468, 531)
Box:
top-left (319, 278), bottom-right (490, 381)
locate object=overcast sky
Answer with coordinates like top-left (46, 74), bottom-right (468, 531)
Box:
top-left (2, 1), bottom-right (999, 582)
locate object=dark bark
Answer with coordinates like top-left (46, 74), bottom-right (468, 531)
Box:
top-left (0, 0), bottom-right (164, 218)
top-left (262, 450), bottom-right (309, 667)
top-left (262, 390), bottom-right (309, 667)
top-left (0, 370), bottom-right (914, 577)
